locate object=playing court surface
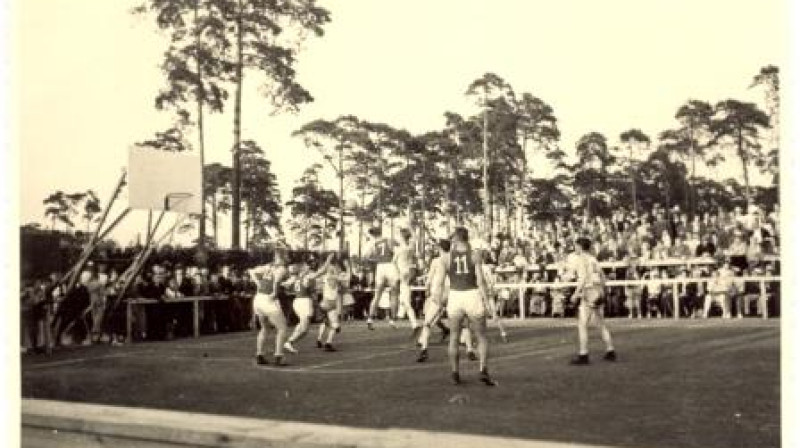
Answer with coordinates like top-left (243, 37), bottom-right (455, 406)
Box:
top-left (21, 319), bottom-right (780, 448)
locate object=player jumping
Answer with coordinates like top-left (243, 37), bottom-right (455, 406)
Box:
top-left (366, 227), bottom-right (400, 330)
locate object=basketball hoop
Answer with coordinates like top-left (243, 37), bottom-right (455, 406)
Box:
top-left (164, 192), bottom-right (193, 212)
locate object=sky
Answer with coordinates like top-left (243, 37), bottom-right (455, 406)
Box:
top-left (14, 0), bottom-right (790, 248)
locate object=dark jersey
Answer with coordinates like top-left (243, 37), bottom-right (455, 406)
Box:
top-left (252, 267), bottom-right (277, 295)
top-left (374, 239), bottom-right (394, 264)
top-left (449, 246), bottom-right (478, 291)
top-left (293, 274), bottom-right (314, 298)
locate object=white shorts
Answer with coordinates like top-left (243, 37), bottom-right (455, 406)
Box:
top-left (446, 289), bottom-right (486, 319)
top-left (253, 293), bottom-right (281, 317)
top-left (320, 302), bottom-right (340, 328)
top-left (292, 297), bottom-right (313, 318)
top-left (375, 262), bottom-right (399, 288)
top-left (343, 293), bottom-right (355, 306)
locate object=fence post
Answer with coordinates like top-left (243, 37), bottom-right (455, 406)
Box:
top-left (672, 281), bottom-right (680, 320)
top-left (126, 300), bottom-right (133, 343)
top-left (518, 285), bottom-right (526, 319)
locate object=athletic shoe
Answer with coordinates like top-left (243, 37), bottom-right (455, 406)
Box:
top-left (316, 340), bottom-right (323, 349)
top-left (467, 351), bottom-right (478, 361)
top-left (367, 319), bottom-right (374, 330)
top-left (255, 355), bottom-right (269, 366)
top-left (283, 342), bottom-right (298, 354)
top-left (603, 350), bottom-right (617, 362)
top-left (570, 354), bottom-right (590, 365)
top-left (323, 343), bottom-right (337, 352)
top-left (389, 320), bottom-right (397, 329)
top-left (273, 355), bottom-right (288, 367)
top-left (416, 349), bottom-right (428, 363)
top-left (479, 369), bottom-right (497, 387)
top-left (451, 372), bottom-right (462, 385)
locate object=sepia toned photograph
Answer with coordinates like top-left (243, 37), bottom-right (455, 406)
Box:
top-left (9, 1), bottom-right (793, 447)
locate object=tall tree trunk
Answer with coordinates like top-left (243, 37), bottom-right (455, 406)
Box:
top-left (504, 180), bottom-right (511, 237)
top-left (358, 190), bottom-right (364, 258)
top-left (211, 194), bottom-right (218, 247)
top-left (688, 124), bottom-right (696, 217)
top-left (377, 147), bottom-right (384, 234)
top-left (420, 171), bottom-right (426, 261)
top-left (304, 200), bottom-right (309, 251)
top-left (482, 107), bottom-right (491, 243)
top-left (244, 203), bottom-right (250, 250)
top-left (629, 144), bottom-right (638, 215)
top-left (230, 0), bottom-right (244, 249)
top-left (338, 146), bottom-right (345, 254)
top-left (516, 138), bottom-right (527, 240)
top-left (739, 130), bottom-right (751, 208)
top-left (194, 1), bottom-right (207, 253)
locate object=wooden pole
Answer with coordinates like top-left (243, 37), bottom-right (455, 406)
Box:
top-left (63, 171), bottom-right (127, 292)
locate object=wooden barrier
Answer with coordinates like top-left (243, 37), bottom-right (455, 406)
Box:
top-left (126, 296), bottom-right (229, 342)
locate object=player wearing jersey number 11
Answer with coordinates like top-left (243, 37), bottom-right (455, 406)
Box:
top-left (433, 227), bottom-right (496, 386)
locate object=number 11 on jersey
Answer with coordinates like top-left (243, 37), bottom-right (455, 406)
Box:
top-left (454, 255), bottom-right (469, 274)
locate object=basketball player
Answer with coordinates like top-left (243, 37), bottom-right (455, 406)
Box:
top-left (432, 227), bottom-right (496, 386)
top-left (569, 237), bottom-right (617, 365)
top-left (366, 227), bottom-right (400, 330)
top-left (283, 254), bottom-right (333, 354)
top-left (248, 250), bottom-right (291, 366)
top-left (316, 256), bottom-right (350, 351)
top-left (394, 228), bottom-right (421, 334)
top-left (416, 239), bottom-right (452, 362)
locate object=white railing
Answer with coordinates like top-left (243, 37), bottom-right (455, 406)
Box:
top-left (494, 276), bottom-right (781, 319)
top-left (493, 255), bottom-right (779, 274)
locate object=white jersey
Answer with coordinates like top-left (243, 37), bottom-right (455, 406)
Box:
top-left (574, 253), bottom-right (604, 291)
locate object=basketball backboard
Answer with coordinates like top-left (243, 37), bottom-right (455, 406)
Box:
top-left (128, 148), bottom-right (202, 214)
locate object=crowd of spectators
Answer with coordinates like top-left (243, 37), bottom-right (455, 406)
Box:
top-left (21, 203), bottom-right (781, 354)
top-left (486, 204), bottom-right (780, 320)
